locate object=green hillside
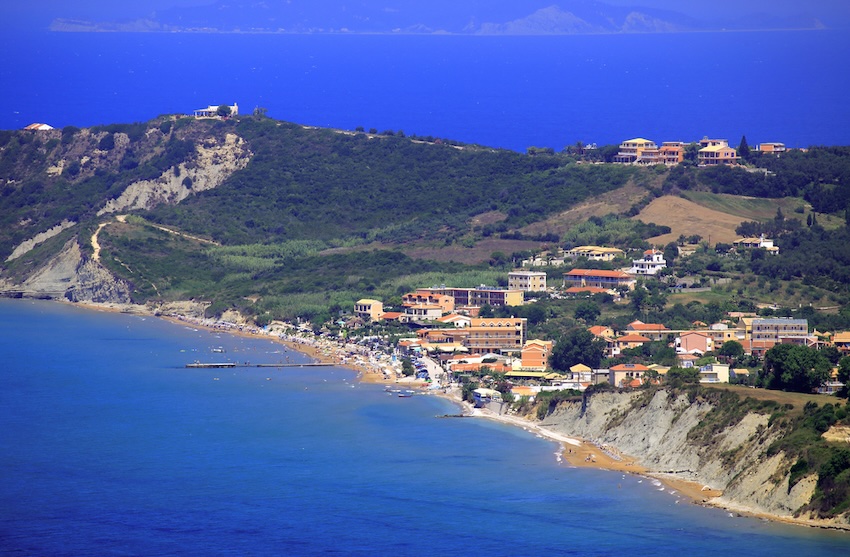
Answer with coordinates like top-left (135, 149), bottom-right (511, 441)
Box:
top-left (3, 116), bottom-right (850, 325)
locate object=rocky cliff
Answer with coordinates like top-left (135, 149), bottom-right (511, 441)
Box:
top-left (538, 389), bottom-right (848, 529)
top-left (8, 238), bottom-right (133, 303)
top-left (2, 120), bottom-right (252, 303)
top-left (97, 132), bottom-right (250, 216)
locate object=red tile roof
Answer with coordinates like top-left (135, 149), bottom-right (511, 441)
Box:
top-left (616, 334), bottom-right (651, 343)
top-left (565, 269), bottom-right (631, 278)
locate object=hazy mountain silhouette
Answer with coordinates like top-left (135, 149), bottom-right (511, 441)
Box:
top-left (50, 1), bottom-right (828, 34)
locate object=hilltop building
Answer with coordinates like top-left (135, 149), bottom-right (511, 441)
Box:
top-left (193, 102), bottom-right (239, 119)
top-left (757, 142), bottom-right (786, 154)
top-left (698, 138), bottom-right (739, 166)
top-left (658, 142), bottom-right (685, 165)
top-left (613, 139), bottom-right (684, 166)
top-left (613, 138), bottom-right (658, 164)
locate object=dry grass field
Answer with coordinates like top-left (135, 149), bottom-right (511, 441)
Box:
top-left (634, 196), bottom-right (749, 245)
top-left (520, 182), bottom-right (651, 237)
top-left (709, 384), bottom-right (838, 418)
top-left (636, 192), bottom-right (838, 247)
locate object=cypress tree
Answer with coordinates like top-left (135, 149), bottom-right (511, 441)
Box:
top-left (738, 135), bottom-right (750, 161)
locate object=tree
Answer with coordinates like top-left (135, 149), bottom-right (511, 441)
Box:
top-left (684, 142), bottom-right (700, 163)
top-left (838, 357), bottom-right (850, 397)
top-left (550, 329), bottom-right (606, 371)
top-left (666, 366), bottom-right (700, 387)
top-left (719, 340), bottom-right (744, 359)
top-left (738, 135), bottom-right (750, 161)
top-left (216, 104), bottom-right (232, 118)
top-left (574, 301), bottom-right (601, 323)
top-left (761, 344), bottom-right (831, 393)
top-left (821, 345), bottom-right (842, 365)
top-left (663, 242), bottom-right (678, 266)
top-left (401, 357), bottom-right (415, 376)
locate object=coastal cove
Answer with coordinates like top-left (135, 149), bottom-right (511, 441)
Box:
top-left (1, 298), bottom-right (848, 555)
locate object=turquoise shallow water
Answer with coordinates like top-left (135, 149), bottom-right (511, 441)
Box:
top-left (1, 299), bottom-right (848, 555)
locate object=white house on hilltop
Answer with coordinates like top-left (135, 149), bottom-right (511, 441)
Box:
top-left (193, 103), bottom-right (239, 119)
top-left (630, 249), bottom-right (666, 276)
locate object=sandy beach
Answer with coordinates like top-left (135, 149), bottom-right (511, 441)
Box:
top-left (60, 299), bottom-right (848, 531)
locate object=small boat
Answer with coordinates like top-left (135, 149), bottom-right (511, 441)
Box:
top-left (398, 393), bottom-right (413, 398)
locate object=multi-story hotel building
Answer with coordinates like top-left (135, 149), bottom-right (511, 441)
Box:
top-left (464, 317), bottom-right (528, 354)
top-left (508, 271), bottom-right (547, 292)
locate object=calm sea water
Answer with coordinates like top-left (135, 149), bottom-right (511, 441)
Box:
top-left (1, 30), bottom-right (849, 151)
top-left (1, 299), bottom-right (848, 555)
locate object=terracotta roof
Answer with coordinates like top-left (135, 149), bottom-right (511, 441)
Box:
top-left (566, 269), bottom-right (631, 278)
top-left (832, 331), bottom-right (850, 343)
top-left (680, 331), bottom-right (710, 337)
top-left (617, 334), bottom-right (651, 343)
top-left (628, 322), bottom-right (669, 331)
top-left (588, 325), bottom-right (612, 337)
top-left (565, 286), bottom-right (610, 294)
top-left (610, 363), bottom-right (650, 371)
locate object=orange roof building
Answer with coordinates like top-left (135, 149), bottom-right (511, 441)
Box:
top-left (563, 269), bottom-right (635, 290)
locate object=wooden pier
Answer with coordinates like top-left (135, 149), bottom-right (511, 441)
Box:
top-left (185, 362), bottom-right (335, 369)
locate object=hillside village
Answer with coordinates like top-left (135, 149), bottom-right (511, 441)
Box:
top-left (2, 116), bottom-right (849, 408)
top-left (350, 236), bottom-right (847, 405)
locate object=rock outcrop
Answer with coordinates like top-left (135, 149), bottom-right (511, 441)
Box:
top-left (538, 390), bottom-right (846, 526)
top-left (17, 238), bottom-right (132, 303)
top-left (98, 133), bottom-right (251, 215)
top-left (6, 220), bottom-right (77, 262)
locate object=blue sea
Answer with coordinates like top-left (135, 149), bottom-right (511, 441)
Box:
top-left (1, 30), bottom-right (849, 151)
top-left (1, 299), bottom-right (848, 555)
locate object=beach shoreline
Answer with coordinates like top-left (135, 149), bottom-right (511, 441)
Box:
top-left (56, 299), bottom-right (850, 532)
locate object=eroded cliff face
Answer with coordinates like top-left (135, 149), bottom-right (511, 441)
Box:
top-left (13, 238), bottom-right (132, 303)
top-left (538, 390), bottom-right (844, 526)
top-left (3, 124), bottom-right (252, 301)
top-left (98, 133), bottom-right (251, 215)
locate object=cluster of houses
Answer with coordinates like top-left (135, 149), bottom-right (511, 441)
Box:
top-left (352, 254), bottom-right (846, 400)
top-left (523, 237), bottom-right (779, 276)
top-left (611, 136), bottom-right (788, 167)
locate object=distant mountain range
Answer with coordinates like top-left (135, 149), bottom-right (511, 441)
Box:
top-left (50, 1), bottom-right (827, 34)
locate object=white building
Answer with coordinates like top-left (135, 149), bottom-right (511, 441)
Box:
top-left (699, 363), bottom-right (730, 384)
top-left (630, 249), bottom-right (667, 276)
top-left (193, 102), bottom-right (239, 118)
top-left (733, 234), bottom-right (779, 255)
